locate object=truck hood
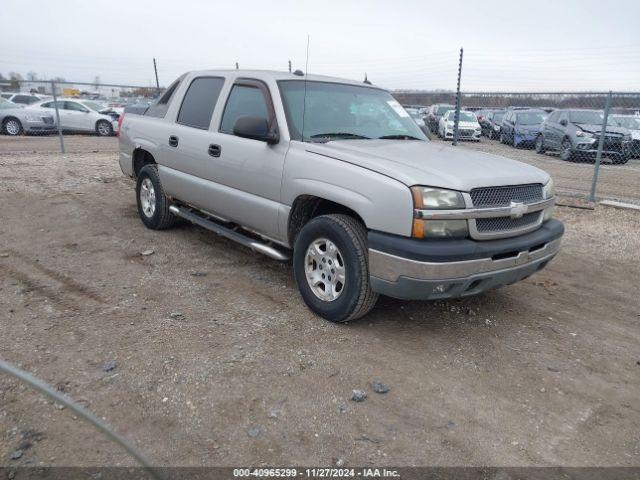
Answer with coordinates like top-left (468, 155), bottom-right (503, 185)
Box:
top-left (306, 140), bottom-right (549, 191)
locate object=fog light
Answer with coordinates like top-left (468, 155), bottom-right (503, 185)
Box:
top-left (543, 206), bottom-right (554, 221)
top-left (433, 284), bottom-right (448, 293)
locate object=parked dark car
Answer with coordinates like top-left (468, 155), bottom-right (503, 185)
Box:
top-left (481, 110), bottom-right (505, 139)
top-left (535, 109), bottom-right (632, 164)
top-left (500, 109), bottom-right (547, 147)
top-left (426, 104), bottom-right (454, 134)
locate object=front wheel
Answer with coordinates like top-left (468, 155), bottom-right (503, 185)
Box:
top-left (293, 214), bottom-right (378, 323)
top-left (535, 134), bottom-right (545, 154)
top-left (3, 117), bottom-right (23, 136)
top-left (96, 120), bottom-right (114, 136)
top-left (560, 138), bottom-right (574, 161)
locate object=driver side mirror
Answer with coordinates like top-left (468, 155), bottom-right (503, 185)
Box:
top-left (233, 116), bottom-right (279, 144)
top-left (559, 119), bottom-right (568, 126)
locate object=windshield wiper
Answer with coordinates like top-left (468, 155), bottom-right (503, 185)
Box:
top-left (310, 132), bottom-right (370, 142)
top-left (378, 134), bottom-right (421, 140)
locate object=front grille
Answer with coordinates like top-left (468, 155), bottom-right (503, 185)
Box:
top-left (595, 134), bottom-right (623, 152)
top-left (42, 117), bottom-right (54, 124)
top-left (476, 211), bottom-right (541, 233)
top-left (459, 129), bottom-right (474, 137)
top-left (470, 184), bottom-right (543, 208)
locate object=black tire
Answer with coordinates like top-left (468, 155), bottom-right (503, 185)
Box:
top-left (560, 138), bottom-right (574, 161)
top-left (3, 117), bottom-right (23, 136)
top-left (96, 120), bottom-right (114, 136)
top-left (499, 132), bottom-right (506, 144)
top-left (613, 153), bottom-right (630, 165)
top-left (535, 134), bottom-right (545, 154)
top-left (293, 214), bottom-right (378, 323)
top-left (136, 164), bottom-right (176, 230)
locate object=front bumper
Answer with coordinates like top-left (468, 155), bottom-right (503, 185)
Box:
top-left (443, 129), bottom-right (481, 140)
top-left (514, 132), bottom-right (539, 145)
top-left (368, 219), bottom-right (564, 300)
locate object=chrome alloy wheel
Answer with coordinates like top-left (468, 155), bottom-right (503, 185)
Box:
top-left (304, 238), bottom-right (345, 302)
top-left (139, 178), bottom-right (156, 218)
top-left (97, 121), bottom-right (111, 136)
top-left (5, 119), bottom-right (20, 135)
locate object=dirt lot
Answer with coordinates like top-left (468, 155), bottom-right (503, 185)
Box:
top-left (1, 137), bottom-right (639, 468)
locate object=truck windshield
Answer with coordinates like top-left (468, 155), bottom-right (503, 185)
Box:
top-left (278, 80), bottom-right (427, 142)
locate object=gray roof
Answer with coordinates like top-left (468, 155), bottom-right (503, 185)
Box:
top-left (186, 69), bottom-right (383, 88)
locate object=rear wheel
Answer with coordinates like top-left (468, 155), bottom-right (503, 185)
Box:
top-left (3, 117), bottom-right (23, 136)
top-left (293, 214), bottom-right (378, 323)
top-left (535, 134), bottom-right (545, 154)
top-left (96, 120), bottom-right (113, 136)
top-left (560, 138), bottom-right (574, 161)
top-left (136, 164), bottom-right (176, 230)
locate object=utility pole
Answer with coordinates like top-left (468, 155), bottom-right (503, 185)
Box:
top-left (589, 91), bottom-right (612, 202)
top-left (452, 47), bottom-right (464, 146)
top-left (235, 62), bottom-right (239, 70)
top-left (50, 80), bottom-right (65, 154)
top-left (153, 58), bottom-right (160, 90)
top-left (288, 60), bottom-right (292, 73)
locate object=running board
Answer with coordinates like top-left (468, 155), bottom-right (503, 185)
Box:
top-left (169, 205), bottom-right (291, 262)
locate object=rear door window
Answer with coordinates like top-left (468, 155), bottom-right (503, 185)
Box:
top-left (176, 77), bottom-right (225, 129)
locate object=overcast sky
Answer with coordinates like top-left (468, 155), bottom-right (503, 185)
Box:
top-left (1, 0), bottom-right (639, 91)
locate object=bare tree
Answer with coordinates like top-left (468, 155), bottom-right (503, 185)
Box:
top-left (8, 72), bottom-right (23, 90)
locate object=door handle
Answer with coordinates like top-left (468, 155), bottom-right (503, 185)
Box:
top-left (168, 135), bottom-right (179, 147)
top-left (208, 144), bottom-right (221, 157)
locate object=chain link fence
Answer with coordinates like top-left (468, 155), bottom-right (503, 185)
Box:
top-left (2, 74), bottom-right (639, 205)
top-left (394, 91), bottom-right (640, 205)
top-left (0, 79), bottom-right (161, 154)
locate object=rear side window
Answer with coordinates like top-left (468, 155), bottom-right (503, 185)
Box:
top-left (145, 75), bottom-right (184, 119)
top-left (13, 95), bottom-right (35, 104)
top-left (176, 77), bottom-right (225, 129)
top-left (219, 85), bottom-right (269, 134)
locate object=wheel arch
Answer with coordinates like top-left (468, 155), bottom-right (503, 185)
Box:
top-left (287, 195), bottom-right (366, 246)
top-left (132, 148), bottom-right (157, 178)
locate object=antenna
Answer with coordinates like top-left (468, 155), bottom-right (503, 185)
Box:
top-left (301, 35), bottom-right (310, 143)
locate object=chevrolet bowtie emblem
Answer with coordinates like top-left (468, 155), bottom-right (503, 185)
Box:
top-left (509, 201), bottom-right (528, 219)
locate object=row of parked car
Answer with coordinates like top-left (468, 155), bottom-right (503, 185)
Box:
top-left (405, 103), bottom-right (640, 164)
top-left (0, 92), bottom-right (154, 136)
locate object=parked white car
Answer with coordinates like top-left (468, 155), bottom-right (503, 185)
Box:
top-left (32, 98), bottom-right (119, 136)
top-left (1, 92), bottom-right (51, 105)
top-left (438, 110), bottom-right (481, 141)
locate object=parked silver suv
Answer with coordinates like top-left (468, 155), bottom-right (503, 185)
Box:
top-left (119, 70), bottom-right (564, 322)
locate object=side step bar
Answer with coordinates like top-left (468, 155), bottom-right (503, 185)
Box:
top-left (169, 205), bottom-right (291, 262)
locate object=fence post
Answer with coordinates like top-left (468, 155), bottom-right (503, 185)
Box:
top-left (452, 47), bottom-right (464, 146)
top-left (589, 91), bottom-right (612, 203)
top-left (50, 80), bottom-right (65, 154)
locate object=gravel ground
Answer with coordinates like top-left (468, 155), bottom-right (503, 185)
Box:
top-left (0, 145), bottom-right (639, 469)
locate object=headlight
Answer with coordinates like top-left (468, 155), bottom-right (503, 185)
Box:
top-left (543, 179), bottom-right (555, 221)
top-left (411, 186), bottom-right (465, 209)
top-left (410, 186), bottom-right (468, 238)
top-left (576, 131), bottom-right (594, 138)
top-left (543, 178), bottom-right (555, 199)
top-left (24, 115), bottom-right (40, 122)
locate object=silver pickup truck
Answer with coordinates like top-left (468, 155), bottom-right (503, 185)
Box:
top-left (118, 70), bottom-right (564, 322)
